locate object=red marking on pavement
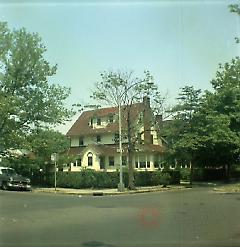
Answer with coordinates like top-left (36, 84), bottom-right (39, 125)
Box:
top-left (138, 207), bottom-right (160, 228)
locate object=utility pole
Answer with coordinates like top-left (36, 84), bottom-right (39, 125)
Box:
top-left (51, 153), bottom-right (58, 192)
top-left (118, 102), bottom-right (125, 192)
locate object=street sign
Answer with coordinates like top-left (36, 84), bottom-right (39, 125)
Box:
top-left (51, 153), bottom-right (58, 162)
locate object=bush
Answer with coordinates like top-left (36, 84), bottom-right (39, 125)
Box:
top-left (193, 168), bottom-right (225, 181)
top-left (229, 165), bottom-right (240, 179)
top-left (193, 168), bottom-right (204, 181)
top-left (151, 171), bottom-right (162, 186)
top-left (180, 168), bottom-right (191, 181)
top-left (38, 169), bottom-right (180, 189)
top-left (167, 170), bottom-right (181, 184)
top-left (159, 172), bottom-right (171, 186)
top-left (135, 172), bottom-right (154, 186)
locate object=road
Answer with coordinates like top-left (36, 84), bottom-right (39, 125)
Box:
top-left (0, 187), bottom-right (240, 247)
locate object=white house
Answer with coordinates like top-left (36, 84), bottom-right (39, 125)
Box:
top-left (65, 97), bottom-right (165, 172)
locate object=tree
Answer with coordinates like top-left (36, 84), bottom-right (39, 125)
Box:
top-left (163, 86), bottom-right (202, 184)
top-left (91, 70), bottom-right (164, 189)
top-left (0, 22), bottom-right (73, 153)
top-left (194, 58), bottom-right (240, 179)
top-left (166, 57), bottom-right (240, 182)
top-left (27, 128), bottom-right (70, 162)
top-left (229, 2), bottom-right (240, 43)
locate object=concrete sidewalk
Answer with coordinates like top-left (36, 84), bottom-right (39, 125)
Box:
top-left (33, 185), bottom-right (189, 196)
top-left (213, 182), bottom-right (240, 193)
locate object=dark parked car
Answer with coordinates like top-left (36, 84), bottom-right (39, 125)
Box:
top-left (0, 166), bottom-right (31, 191)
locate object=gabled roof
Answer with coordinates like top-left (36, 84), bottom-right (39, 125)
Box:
top-left (66, 102), bottom-right (145, 137)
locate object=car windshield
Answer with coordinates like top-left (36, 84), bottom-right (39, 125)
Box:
top-left (2, 169), bottom-right (17, 176)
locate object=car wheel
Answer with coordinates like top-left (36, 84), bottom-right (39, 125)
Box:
top-left (2, 182), bottom-right (8, 190)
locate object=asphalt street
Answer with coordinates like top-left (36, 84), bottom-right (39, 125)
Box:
top-left (0, 187), bottom-right (240, 247)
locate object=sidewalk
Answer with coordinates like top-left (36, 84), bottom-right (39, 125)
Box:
top-left (33, 185), bottom-right (189, 196)
top-left (213, 182), bottom-right (240, 193)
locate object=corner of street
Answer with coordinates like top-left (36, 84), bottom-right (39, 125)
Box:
top-left (32, 184), bottom-right (190, 196)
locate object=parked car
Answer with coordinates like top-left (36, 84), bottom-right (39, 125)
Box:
top-left (0, 166), bottom-right (31, 191)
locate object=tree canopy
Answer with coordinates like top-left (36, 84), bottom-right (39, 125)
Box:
top-left (0, 22), bottom-right (73, 153)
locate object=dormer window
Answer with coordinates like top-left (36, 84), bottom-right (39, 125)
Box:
top-left (109, 114), bottom-right (114, 123)
top-left (97, 118), bottom-right (101, 125)
top-left (89, 118), bottom-right (93, 126)
top-left (79, 136), bottom-right (84, 146)
top-left (96, 135), bottom-right (101, 143)
top-left (114, 133), bottom-right (119, 143)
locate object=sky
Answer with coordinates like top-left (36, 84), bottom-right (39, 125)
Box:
top-left (0, 0), bottom-right (239, 134)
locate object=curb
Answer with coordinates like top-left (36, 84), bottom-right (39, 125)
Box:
top-left (33, 186), bottom-right (190, 196)
top-left (213, 188), bottom-right (240, 194)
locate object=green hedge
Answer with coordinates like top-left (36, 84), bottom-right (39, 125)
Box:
top-left (193, 168), bottom-right (226, 181)
top-left (42, 170), bottom-right (180, 189)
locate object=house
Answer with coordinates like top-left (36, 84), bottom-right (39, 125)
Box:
top-left (65, 97), bottom-right (165, 172)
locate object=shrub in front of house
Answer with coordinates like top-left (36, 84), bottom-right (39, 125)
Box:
top-left (94, 172), bottom-right (119, 188)
top-left (150, 171), bottom-right (162, 186)
top-left (167, 170), bottom-right (181, 184)
top-left (135, 170), bottom-right (180, 187)
top-left (135, 171), bottom-right (154, 186)
top-left (230, 165), bottom-right (240, 179)
top-left (44, 169), bottom-right (180, 189)
top-left (159, 172), bottom-right (171, 186)
top-left (180, 168), bottom-right (191, 181)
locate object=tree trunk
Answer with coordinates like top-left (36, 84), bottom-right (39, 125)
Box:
top-left (128, 150), bottom-right (135, 190)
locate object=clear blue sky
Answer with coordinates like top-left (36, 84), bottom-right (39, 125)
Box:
top-left (0, 0), bottom-right (239, 133)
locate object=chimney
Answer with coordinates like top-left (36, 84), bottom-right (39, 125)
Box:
top-left (143, 96), bottom-right (150, 109)
top-left (156, 115), bottom-right (163, 126)
top-left (143, 96), bottom-right (152, 145)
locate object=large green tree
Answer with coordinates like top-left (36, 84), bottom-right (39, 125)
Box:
top-left (163, 86), bottom-right (202, 184)
top-left (193, 58), bottom-right (240, 178)
top-left (229, 2), bottom-right (240, 43)
top-left (0, 22), bottom-right (73, 153)
top-left (8, 128), bottom-right (71, 178)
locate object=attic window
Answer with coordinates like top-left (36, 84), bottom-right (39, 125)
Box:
top-left (109, 114), bottom-right (114, 123)
top-left (89, 118), bottom-right (93, 126)
top-left (97, 118), bottom-right (101, 125)
top-left (96, 135), bottom-right (101, 143)
top-left (114, 133), bottom-right (119, 143)
top-left (79, 136), bottom-right (84, 146)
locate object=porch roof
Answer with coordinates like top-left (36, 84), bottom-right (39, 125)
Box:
top-left (67, 144), bottom-right (164, 157)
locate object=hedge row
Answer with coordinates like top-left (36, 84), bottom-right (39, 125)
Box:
top-left (40, 170), bottom-right (180, 189)
top-left (31, 167), bottom-right (240, 188)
